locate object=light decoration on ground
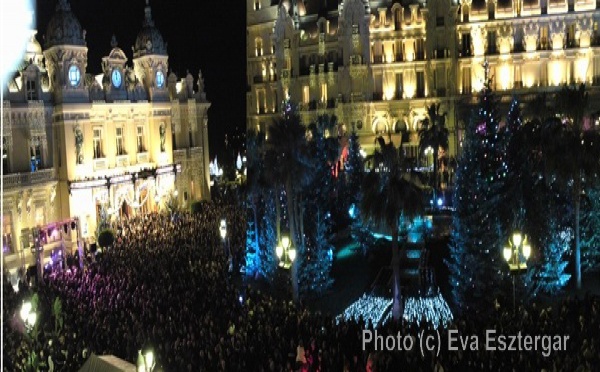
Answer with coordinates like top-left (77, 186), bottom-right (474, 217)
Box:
top-left (401, 293), bottom-right (454, 329)
top-left (336, 294), bottom-right (392, 326)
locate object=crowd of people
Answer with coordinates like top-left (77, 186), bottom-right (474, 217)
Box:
top-left (3, 201), bottom-right (599, 371)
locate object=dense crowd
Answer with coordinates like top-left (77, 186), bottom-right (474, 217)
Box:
top-left (3, 202), bottom-right (599, 371)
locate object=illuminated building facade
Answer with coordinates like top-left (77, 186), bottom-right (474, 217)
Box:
top-left (2, 0), bottom-right (211, 276)
top-left (247, 0), bottom-right (600, 157)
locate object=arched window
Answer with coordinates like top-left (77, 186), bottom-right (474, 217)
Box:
top-left (372, 117), bottom-right (388, 134)
top-left (255, 38), bottom-right (263, 57)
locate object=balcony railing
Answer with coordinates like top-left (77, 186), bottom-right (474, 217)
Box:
top-left (93, 158), bottom-right (108, 171)
top-left (137, 152), bottom-right (149, 164)
top-left (116, 155), bottom-right (129, 168)
top-left (173, 149), bottom-right (187, 162)
top-left (190, 147), bottom-right (203, 158)
top-left (253, 75), bottom-right (277, 83)
top-left (3, 168), bottom-right (57, 189)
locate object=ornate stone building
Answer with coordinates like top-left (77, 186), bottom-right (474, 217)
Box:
top-left (247, 0), bottom-right (600, 157)
top-left (2, 0), bottom-right (211, 277)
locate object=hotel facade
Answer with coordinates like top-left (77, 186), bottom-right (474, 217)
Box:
top-left (247, 0), bottom-right (600, 157)
top-left (2, 0), bottom-right (211, 277)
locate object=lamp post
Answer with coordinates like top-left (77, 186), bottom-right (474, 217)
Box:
top-left (137, 349), bottom-right (155, 372)
top-left (503, 231), bottom-right (531, 313)
top-left (20, 300), bottom-right (38, 371)
top-left (219, 218), bottom-right (228, 257)
top-left (275, 234), bottom-right (296, 270)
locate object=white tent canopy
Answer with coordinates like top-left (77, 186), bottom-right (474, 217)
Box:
top-left (78, 353), bottom-right (136, 372)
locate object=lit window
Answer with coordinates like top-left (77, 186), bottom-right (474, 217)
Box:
top-left (137, 126), bottom-right (146, 153)
top-left (30, 136), bottom-right (42, 171)
top-left (321, 83), bottom-right (327, 102)
top-left (93, 128), bottom-right (103, 159)
top-left (2, 214), bottom-right (13, 254)
top-left (303, 85), bottom-right (310, 104)
top-left (2, 137), bottom-right (9, 173)
top-left (256, 38), bottom-right (263, 57)
top-left (116, 127), bottom-right (125, 156)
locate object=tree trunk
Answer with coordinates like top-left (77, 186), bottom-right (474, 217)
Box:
top-left (299, 196), bottom-right (305, 250)
top-left (575, 175), bottom-right (582, 290)
top-left (433, 147), bottom-right (439, 208)
top-left (286, 179), bottom-right (300, 303)
top-left (251, 196), bottom-right (261, 273)
top-left (275, 189), bottom-right (281, 242)
top-left (391, 226), bottom-right (402, 321)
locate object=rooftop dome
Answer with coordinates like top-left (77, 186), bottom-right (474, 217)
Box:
top-left (133, 0), bottom-right (167, 58)
top-left (45, 0), bottom-right (85, 48)
top-left (26, 31), bottom-right (42, 55)
top-left (107, 35), bottom-right (127, 61)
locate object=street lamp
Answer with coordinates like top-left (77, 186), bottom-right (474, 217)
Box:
top-left (503, 231), bottom-right (531, 312)
top-left (276, 234), bottom-right (296, 269)
top-left (20, 301), bottom-right (37, 330)
top-left (219, 218), bottom-right (229, 257)
top-left (137, 349), bottom-right (155, 372)
top-left (20, 300), bottom-right (37, 370)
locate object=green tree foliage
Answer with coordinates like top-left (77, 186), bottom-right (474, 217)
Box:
top-left (418, 103), bottom-right (449, 204)
top-left (299, 210), bottom-right (334, 296)
top-left (345, 129), bottom-right (364, 212)
top-left (361, 136), bottom-right (423, 320)
top-left (263, 104), bottom-right (313, 302)
top-left (52, 297), bottom-right (64, 334)
top-left (97, 229), bottom-right (116, 248)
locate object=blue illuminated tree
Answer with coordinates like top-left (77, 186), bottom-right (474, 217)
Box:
top-left (447, 62), bottom-right (508, 315)
top-left (581, 186), bottom-right (600, 272)
top-left (540, 84), bottom-right (600, 289)
top-left (299, 114), bottom-right (339, 296)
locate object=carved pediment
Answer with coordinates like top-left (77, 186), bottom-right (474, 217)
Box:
top-left (497, 24), bottom-right (514, 54)
top-left (523, 22), bottom-right (540, 52)
top-left (549, 21), bottom-right (565, 50)
top-left (471, 25), bottom-right (487, 56)
top-left (577, 18), bottom-right (593, 47)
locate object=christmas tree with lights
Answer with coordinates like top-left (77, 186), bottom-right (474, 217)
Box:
top-left (447, 61), bottom-right (508, 315)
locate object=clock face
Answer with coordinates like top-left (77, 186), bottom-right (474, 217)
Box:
top-left (111, 69), bottom-right (122, 88)
top-left (156, 70), bottom-right (165, 88)
top-left (68, 65), bottom-right (81, 87)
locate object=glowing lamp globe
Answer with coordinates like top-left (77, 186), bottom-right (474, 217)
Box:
top-left (281, 235), bottom-right (290, 249)
top-left (503, 247), bottom-right (512, 262)
top-left (511, 232), bottom-right (522, 248)
top-left (288, 247), bottom-right (297, 262)
top-left (27, 312), bottom-right (37, 327)
top-left (276, 245), bottom-right (283, 259)
top-left (523, 244), bottom-right (531, 259)
top-left (20, 301), bottom-right (32, 322)
top-left (144, 351), bottom-right (154, 370)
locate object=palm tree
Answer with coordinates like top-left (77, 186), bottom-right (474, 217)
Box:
top-left (541, 84), bottom-right (600, 290)
top-left (524, 92), bottom-right (554, 122)
top-left (418, 103), bottom-right (449, 206)
top-left (361, 136), bottom-right (424, 320)
top-left (263, 110), bottom-right (313, 303)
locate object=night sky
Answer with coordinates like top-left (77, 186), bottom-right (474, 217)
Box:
top-left (35, 0), bottom-right (246, 162)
